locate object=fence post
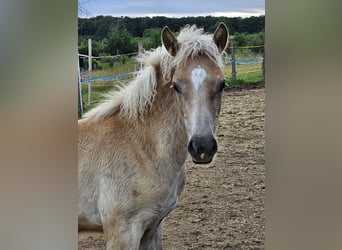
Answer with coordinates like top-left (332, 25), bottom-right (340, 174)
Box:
top-left (88, 38), bottom-right (92, 105)
top-left (138, 42), bottom-right (144, 70)
top-left (78, 54), bottom-right (83, 118)
top-left (230, 39), bottom-right (236, 81)
top-left (262, 49), bottom-right (265, 77)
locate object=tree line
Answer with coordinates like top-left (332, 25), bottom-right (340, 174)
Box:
top-left (78, 15), bottom-right (265, 57)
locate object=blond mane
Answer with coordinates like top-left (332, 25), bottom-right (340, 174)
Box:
top-left (83, 25), bottom-right (223, 122)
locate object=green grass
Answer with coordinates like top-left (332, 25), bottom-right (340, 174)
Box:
top-left (91, 60), bottom-right (136, 78)
top-left (80, 60), bottom-right (137, 114)
top-left (81, 84), bottom-right (119, 114)
top-left (222, 55), bottom-right (264, 86)
top-left (226, 71), bottom-right (264, 86)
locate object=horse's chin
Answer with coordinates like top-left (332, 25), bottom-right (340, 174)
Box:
top-left (191, 158), bottom-right (213, 164)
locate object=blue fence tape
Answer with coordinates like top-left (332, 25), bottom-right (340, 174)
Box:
top-left (228, 58), bottom-right (263, 64)
top-left (81, 57), bottom-right (264, 82)
top-left (81, 72), bottom-right (131, 83)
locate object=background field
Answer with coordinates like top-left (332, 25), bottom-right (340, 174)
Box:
top-left (79, 50), bottom-right (264, 114)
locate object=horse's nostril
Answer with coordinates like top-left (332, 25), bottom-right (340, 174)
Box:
top-left (191, 140), bottom-right (206, 155)
top-left (188, 139), bottom-right (196, 154)
top-left (188, 136), bottom-right (217, 158)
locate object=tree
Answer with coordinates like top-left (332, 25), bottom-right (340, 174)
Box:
top-left (78, 15), bottom-right (266, 56)
top-left (105, 28), bottom-right (135, 55)
top-left (142, 28), bottom-right (162, 50)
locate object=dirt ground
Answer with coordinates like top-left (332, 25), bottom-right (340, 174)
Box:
top-left (79, 87), bottom-right (265, 250)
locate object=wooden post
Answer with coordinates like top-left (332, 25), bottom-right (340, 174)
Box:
top-left (230, 39), bottom-right (236, 81)
top-left (138, 41), bottom-right (144, 54)
top-left (262, 49), bottom-right (265, 77)
top-left (88, 38), bottom-right (92, 105)
top-left (138, 42), bottom-right (144, 70)
top-left (78, 54), bottom-right (83, 118)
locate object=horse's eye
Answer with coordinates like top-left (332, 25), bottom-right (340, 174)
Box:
top-left (218, 80), bottom-right (226, 92)
top-left (172, 82), bottom-right (181, 94)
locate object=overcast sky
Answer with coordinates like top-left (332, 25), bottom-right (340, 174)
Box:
top-left (79, 0), bottom-right (265, 18)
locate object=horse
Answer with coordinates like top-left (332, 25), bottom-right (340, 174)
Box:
top-left (78, 23), bottom-right (229, 249)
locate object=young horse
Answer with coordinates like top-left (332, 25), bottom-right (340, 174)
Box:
top-left (78, 23), bottom-right (229, 249)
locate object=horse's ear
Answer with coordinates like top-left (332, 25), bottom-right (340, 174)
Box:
top-left (213, 22), bottom-right (229, 53)
top-left (161, 26), bottom-right (178, 56)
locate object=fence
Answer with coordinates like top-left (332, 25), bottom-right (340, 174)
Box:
top-left (224, 41), bottom-right (264, 82)
top-left (78, 39), bottom-right (264, 115)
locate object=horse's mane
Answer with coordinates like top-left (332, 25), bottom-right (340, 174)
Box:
top-left (83, 25), bottom-right (223, 122)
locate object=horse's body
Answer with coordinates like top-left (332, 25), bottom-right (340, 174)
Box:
top-left (78, 24), bottom-right (229, 249)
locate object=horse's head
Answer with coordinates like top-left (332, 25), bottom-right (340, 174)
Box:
top-left (161, 23), bottom-right (229, 164)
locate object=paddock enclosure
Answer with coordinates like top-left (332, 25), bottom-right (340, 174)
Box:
top-left (79, 86), bottom-right (265, 249)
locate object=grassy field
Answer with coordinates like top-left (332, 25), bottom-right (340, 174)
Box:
top-left (80, 59), bottom-right (136, 113)
top-left (80, 55), bottom-right (264, 114)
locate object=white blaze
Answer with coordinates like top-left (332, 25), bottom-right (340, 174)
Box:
top-left (191, 66), bottom-right (207, 90)
top-left (189, 66), bottom-right (209, 136)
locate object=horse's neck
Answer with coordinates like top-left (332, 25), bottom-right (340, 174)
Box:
top-left (143, 74), bottom-right (188, 165)
top-left (148, 80), bottom-right (184, 131)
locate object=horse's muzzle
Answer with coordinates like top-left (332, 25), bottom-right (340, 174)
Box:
top-left (188, 135), bottom-right (218, 164)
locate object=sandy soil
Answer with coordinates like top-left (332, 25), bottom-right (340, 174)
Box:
top-left (79, 87), bottom-right (265, 250)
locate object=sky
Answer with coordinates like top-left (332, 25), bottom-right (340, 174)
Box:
top-left (78, 0), bottom-right (265, 18)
